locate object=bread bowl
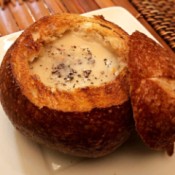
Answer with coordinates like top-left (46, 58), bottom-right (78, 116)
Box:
top-left (128, 31), bottom-right (175, 155)
top-left (0, 14), bottom-right (133, 158)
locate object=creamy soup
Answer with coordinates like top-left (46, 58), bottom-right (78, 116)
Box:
top-left (29, 32), bottom-right (125, 91)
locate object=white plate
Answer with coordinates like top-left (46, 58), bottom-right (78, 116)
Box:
top-left (0, 7), bottom-right (174, 175)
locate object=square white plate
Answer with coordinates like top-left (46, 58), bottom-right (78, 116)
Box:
top-left (0, 7), bottom-right (174, 175)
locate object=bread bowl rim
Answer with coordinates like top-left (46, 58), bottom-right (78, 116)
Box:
top-left (6, 13), bottom-right (129, 112)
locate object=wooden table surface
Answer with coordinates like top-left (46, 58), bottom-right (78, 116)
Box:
top-left (0, 0), bottom-right (174, 56)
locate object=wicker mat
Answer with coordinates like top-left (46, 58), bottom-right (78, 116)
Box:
top-left (130, 0), bottom-right (175, 52)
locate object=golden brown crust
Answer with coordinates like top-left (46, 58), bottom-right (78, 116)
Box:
top-left (0, 14), bottom-right (133, 157)
top-left (8, 13), bottom-right (129, 112)
top-left (129, 31), bottom-right (175, 155)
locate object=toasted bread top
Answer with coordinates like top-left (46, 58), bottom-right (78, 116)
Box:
top-left (4, 14), bottom-right (129, 112)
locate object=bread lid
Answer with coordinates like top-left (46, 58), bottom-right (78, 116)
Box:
top-left (128, 31), bottom-right (175, 155)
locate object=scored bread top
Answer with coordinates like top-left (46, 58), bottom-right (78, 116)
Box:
top-left (6, 13), bottom-right (129, 112)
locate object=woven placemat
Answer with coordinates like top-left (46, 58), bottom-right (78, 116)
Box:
top-left (130, 0), bottom-right (175, 52)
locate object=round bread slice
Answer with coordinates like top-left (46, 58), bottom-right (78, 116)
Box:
top-left (128, 31), bottom-right (175, 155)
top-left (0, 14), bottom-right (133, 158)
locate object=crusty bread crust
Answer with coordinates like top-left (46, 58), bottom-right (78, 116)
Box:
top-left (4, 13), bottom-right (129, 112)
top-left (0, 14), bottom-right (133, 157)
top-left (129, 31), bottom-right (175, 155)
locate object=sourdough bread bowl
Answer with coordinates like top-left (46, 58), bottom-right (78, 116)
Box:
top-left (0, 14), bottom-right (133, 158)
top-left (128, 31), bottom-right (175, 155)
